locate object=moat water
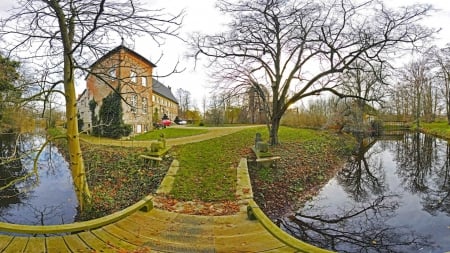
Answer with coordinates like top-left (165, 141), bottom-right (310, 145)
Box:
top-left (0, 132), bottom-right (77, 226)
top-left (282, 132), bottom-right (450, 252)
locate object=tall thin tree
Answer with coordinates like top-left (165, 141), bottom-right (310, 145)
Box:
top-left (0, 0), bottom-right (182, 209)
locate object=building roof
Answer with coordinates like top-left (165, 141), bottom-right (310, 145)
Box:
top-left (77, 88), bottom-right (87, 101)
top-left (152, 78), bottom-right (178, 104)
top-left (89, 45), bottom-right (157, 69)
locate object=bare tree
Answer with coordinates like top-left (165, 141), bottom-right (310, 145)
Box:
top-left (433, 45), bottom-right (450, 124)
top-left (0, 0), bottom-right (182, 209)
top-left (176, 88), bottom-right (192, 118)
top-left (191, 0), bottom-right (435, 144)
top-left (338, 61), bottom-right (387, 132)
top-left (400, 57), bottom-right (435, 126)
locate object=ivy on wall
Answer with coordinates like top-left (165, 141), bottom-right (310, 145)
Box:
top-left (90, 92), bottom-right (132, 139)
top-left (89, 99), bottom-right (99, 135)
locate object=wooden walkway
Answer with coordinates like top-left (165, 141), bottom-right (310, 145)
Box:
top-left (0, 158), bottom-right (331, 253)
top-left (0, 208), bottom-right (293, 252)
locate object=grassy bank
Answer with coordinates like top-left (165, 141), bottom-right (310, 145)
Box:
top-left (248, 127), bottom-right (355, 219)
top-left (419, 121), bottom-right (450, 140)
top-left (47, 128), bottom-right (170, 220)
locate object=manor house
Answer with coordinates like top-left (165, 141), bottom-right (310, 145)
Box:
top-left (77, 45), bottom-right (178, 135)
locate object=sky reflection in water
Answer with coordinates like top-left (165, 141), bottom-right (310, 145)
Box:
top-left (0, 134), bottom-right (77, 225)
top-left (282, 132), bottom-right (450, 253)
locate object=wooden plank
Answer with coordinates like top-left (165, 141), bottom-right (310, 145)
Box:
top-left (63, 234), bottom-right (92, 252)
top-left (120, 211), bottom-right (173, 237)
top-left (24, 237), bottom-right (46, 253)
top-left (0, 234), bottom-right (13, 252)
top-left (78, 231), bottom-right (117, 252)
top-left (46, 236), bottom-right (70, 253)
top-left (2, 237), bottom-right (28, 253)
top-left (0, 195), bottom-right (153, 235)
top-left (103, 223), bottom-right (147, 246)
top-left (256, 156), bottom-right (281, 163)
top-left (114, 216), bottom-right (164, 238)
top-left (140, 155), bottom-right (162, 161)
top-left (92, 228), bottom-right (138, 251)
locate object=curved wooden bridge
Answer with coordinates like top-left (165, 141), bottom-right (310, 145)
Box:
top-left (0, 202), bottom-right (329, 253)
top-left (0, 134), bottom-right (332, 252)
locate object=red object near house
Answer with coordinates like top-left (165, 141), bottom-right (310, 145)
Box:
top-left (161, 119), bottom-right (171, 127)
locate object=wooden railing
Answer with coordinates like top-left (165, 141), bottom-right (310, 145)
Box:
top-left (0, 195), bottom-right (153, 235)
top-left (247, 199), bottom-right (334, 253)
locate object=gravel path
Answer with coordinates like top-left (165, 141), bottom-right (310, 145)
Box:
top-left (81, 125), bottom-right (262, 147)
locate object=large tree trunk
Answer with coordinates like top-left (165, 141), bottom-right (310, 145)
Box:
top-left (64, 55), bottom-right (91, 210)
top-left (269, 116), bottom-right (281, 145)
top-left (51, 0), bottom-right (91, 211)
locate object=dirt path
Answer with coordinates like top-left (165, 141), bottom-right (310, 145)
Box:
top-left (81, 125), bottom-right (262, 147)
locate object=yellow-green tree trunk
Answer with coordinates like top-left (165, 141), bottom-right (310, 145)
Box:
top-left (51, 0), bottom-right (91, 210)
top-left (64, 68), bottom-right (91, 210)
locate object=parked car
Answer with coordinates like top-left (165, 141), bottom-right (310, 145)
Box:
top-left (174, 116), bottom-right (187, 125)
top-left (175, 119), bottom-right (187, 125)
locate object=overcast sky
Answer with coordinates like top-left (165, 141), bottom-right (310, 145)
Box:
top-left (134, 0), bottom-right (450, 109)
top-left (1, 1), bottom-right (450, 109)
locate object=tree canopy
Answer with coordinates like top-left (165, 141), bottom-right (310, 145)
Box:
top-left (0, 54), bottom-right (21, 129)
top-left (191, 0), bottom-right (436, 144)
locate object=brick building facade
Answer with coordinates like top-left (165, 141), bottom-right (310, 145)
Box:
top-left (78, 45), bottom-right (178, 135)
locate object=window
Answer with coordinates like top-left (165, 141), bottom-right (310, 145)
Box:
top-left (142, 97), bottom-right (148, 114)
top-left (142, 76), bottom-right (147, 87)
top-left (130, 94), bottom-right (137, 113)
top-left (108, 68), bottom-right (116, 78)
top-left (130, 70), bottom-right (137, 83)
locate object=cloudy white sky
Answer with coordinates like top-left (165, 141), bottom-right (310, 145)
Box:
top-left (133, 0), bottom-right (450, 108)
top-left (1, 1), bottom-right (450, 109)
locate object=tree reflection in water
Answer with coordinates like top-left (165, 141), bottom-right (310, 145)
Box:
top-left (336, 135), bottom-right (386, 202)
top-left (281, 132), bottom-right (441, 252)
top-left (0, 133), bottom-right (29, 213)
top-left (394, 133), bottom-right (450, 216)
top-left (395, 132), bottom-right (434, 193)
top-left (281, 194), bottom-right (431, 252)
top-left (0, 132), bottom-right (77, 225)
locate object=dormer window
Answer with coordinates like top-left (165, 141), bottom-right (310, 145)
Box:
top-left (108, 68), bottom-right (116, 79)
top-left (130, 70), bottom-right (137, 83)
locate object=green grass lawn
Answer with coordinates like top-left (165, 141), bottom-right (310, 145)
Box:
top-left (77, 127), bottom-right (208, 146)
top-left (169, 126), bottom-right (265, 201)
top-left (132, 127), bottom-right (208, 140)
top-left (168, 126), bottom-right (354, 202)
top-left (420, 121), bottom-right (450, 139)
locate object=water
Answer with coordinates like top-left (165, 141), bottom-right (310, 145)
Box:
top-left (282, 132), bottom-right (450, 252)
top-left (0, 133), bottom-right (78, 225)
